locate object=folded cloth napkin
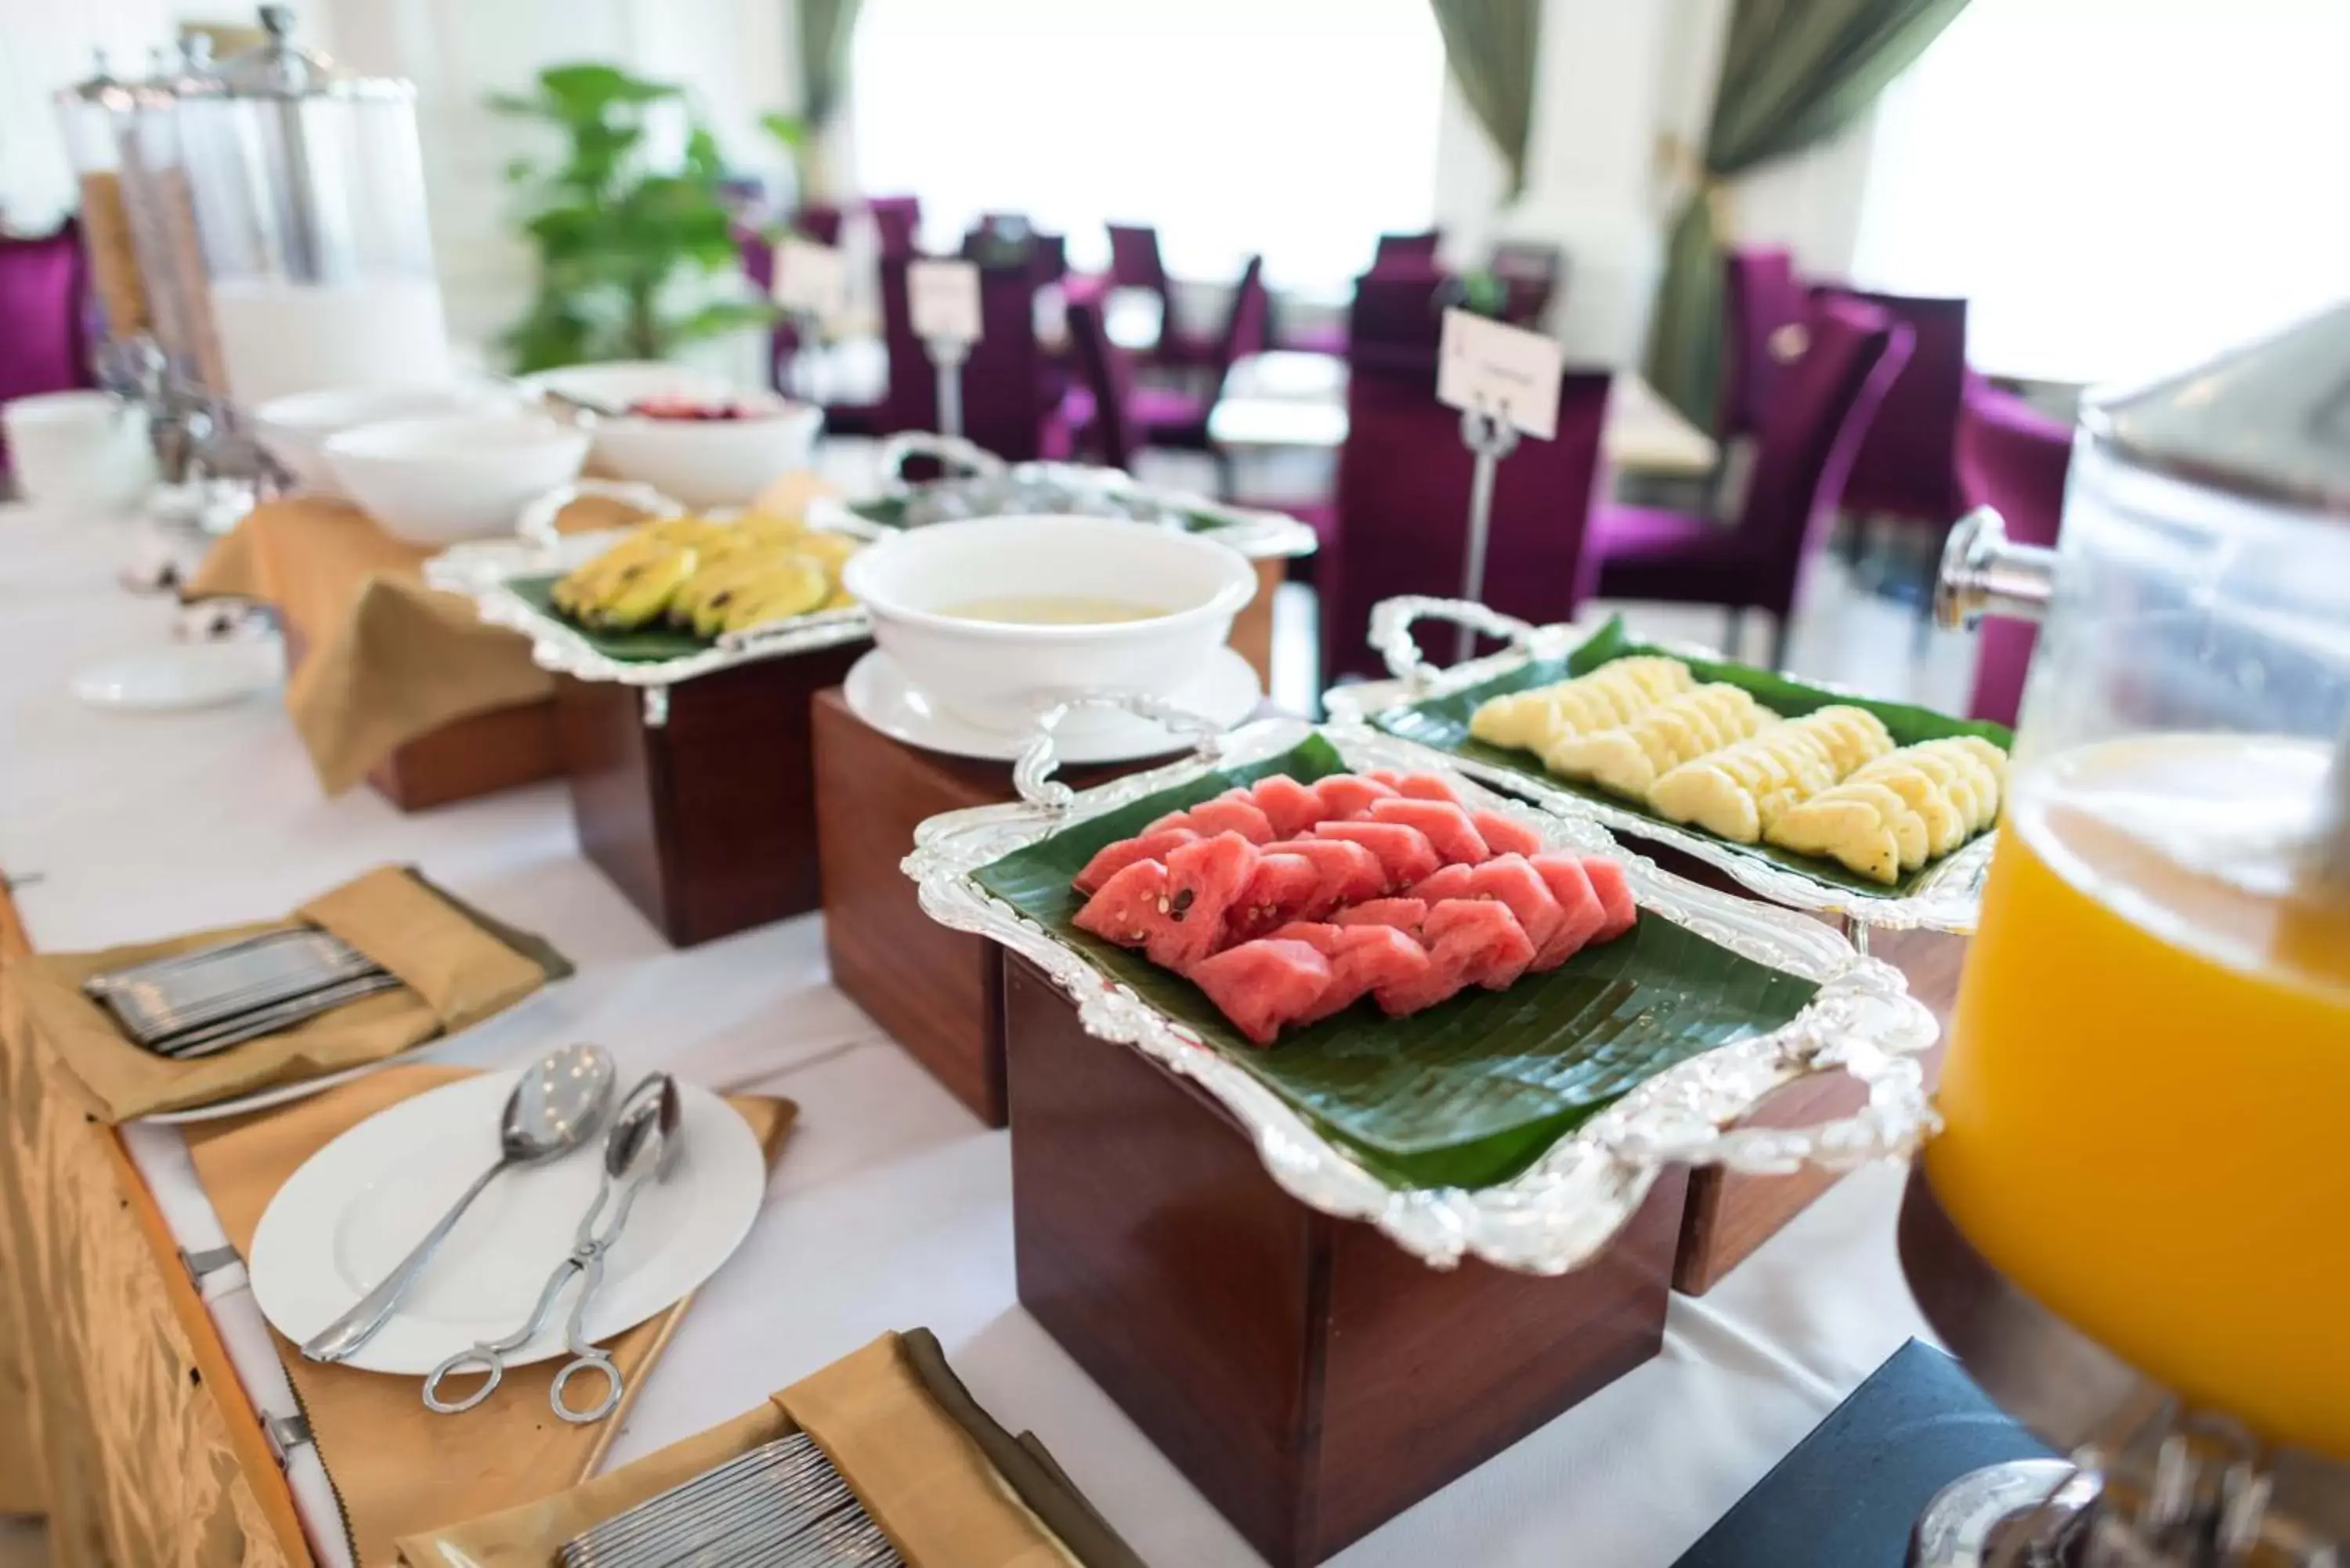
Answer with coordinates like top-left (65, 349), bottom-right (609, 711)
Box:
top-left (2, 866), bottom-right (568, 1122)
top-left (186, 1064), bottom-right (797, 1568)
top-left (186, 498), bottom-right (555, 794)
top-left (395, 1329), bottom-right (1146, 1568)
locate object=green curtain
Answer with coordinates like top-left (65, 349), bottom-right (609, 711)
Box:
top-left (798, 0), bottom-right (863, 132)
top-left (1643, 0), bottom-right (1971, 425)
top-left (1429, 0), bottom-right (1542, 200)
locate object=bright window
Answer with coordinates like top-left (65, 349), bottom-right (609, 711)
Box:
top-left (1851, 0), bottom-right (2350, 386)
top-left (848, 0), bottom-right (1444, 293)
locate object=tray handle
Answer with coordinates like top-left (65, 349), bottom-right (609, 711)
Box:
top-left (1370, 596), bottom-right (1540, 692)
top-left (875, 432), bottom-right (1007, 491)
top-left (1013, 694), bottom-right (1231, 811)
top-left (515, 479), bottom-right (685, 547)
top-left (1596, 1006), bottom-right (1940, 1176)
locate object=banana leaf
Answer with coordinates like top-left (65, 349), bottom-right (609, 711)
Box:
top-left (506, 573), bottom-right (750, 663)
top-left (972, 734), bottom-right (1819, 1191)
top-left (1370, 617), bottom-right (2016, 898)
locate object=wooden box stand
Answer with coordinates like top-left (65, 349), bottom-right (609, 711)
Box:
top-left (556, 642), bottom-right (866, 947)
top-left (810, 689), bottom-right (1137, 1125)
top-left (1003, 954), bottom-right (1689, 1567)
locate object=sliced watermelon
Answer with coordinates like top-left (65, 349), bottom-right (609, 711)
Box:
top-left (1073, 858), bottom-right (1173, 949)
top-left (1368, 769), bottom-right (1462, 804)
top-left (1262, 836), bottom-right (1385, 909)
top-left (1248, 775), bottom-right (1325, 839)
top-left (1528, 854), bottom-right (1606, 968)
top-left (1368, 797), bottom-right (1491, 865)
top-left (1466, 855), bottom-right (1565, 961)
top-left (1225, 852), bottom-right (1325, 945)
top-left (1072, 826), bottom-right (1200, 895)
top-left (1267, 921), bottom-right (1435, 1025)
top-left (1410, 862), bottom-right (1477, 903)
top-left (1187, 938), bottom-right (1332, 1046)
top-left (1333, 897), bottom-right (1428, 937)
top-left (1426, 896), bottom-right (1536, 991)
top-left (1142, 807), bottom-right (1194, 835)
top-left (1309, 773), bottom-right (1397, 822)
top-left (1582, 856), bottom-right (1640, 941)
top-left (1148, 833), bottom-right (1260, 970)
top-left (1471, 810), bottom-right (1545, 859)
top-left (1313, 819), bottom-right (1441, 892)
top-left (1185, 795), bottom-right (1277, 844)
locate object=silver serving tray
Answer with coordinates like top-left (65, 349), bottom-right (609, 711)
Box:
top-left (806, 432), bottom-right (1319, 561)
top-left (1323, 597), bottom-right (1998, 935)
top-left (904, 700), bottom-right (1940, 1276)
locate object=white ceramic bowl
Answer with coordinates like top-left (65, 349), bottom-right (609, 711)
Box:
top-left (323, 413), bottom-right (589, 547)
top-left (841, 514), bottom-right (1257, 735)
top-left (584, 393), bottom-right (824, 510)
top-left (255, 382), bottom-right (516, 494)
top-left (517, 360), bottom-right (733, 414)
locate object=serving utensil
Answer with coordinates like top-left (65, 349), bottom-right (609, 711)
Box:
top-left (422, 1071), bottom-right (680, 1423)
top-left (301, 1043), bottom-right (615, 1364)
top-left (85, 927), bottom-right (397, 1057)
top-left (559, 1430), bottom-right (902, 1567)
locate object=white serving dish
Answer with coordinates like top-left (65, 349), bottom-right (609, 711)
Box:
top-left (324, 413), bottom-right (590, 547)
top-left (517, 362), bottom-right (820, 508)
top-left (516, 359), bottom-right (733, 414)
top-left (254, 382), bottom-right (515, 494)
top-left (839, 513), bottom-right (1258, 738)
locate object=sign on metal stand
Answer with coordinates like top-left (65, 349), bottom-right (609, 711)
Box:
top-left (1435, 308), bottom-right (1566, 664)
top-left (909, 258), bottom-right (984, 441)
top-left (772, 235), bottom-right (848, 401)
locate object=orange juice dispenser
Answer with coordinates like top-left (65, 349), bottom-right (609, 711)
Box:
top-left (1906, 303), bottom-right (2350, 1565)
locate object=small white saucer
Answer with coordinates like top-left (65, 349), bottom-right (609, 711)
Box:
top-left (70, 636), bottom-right (286, 712)
top-left (843, 644), bottom-right (1260, 764)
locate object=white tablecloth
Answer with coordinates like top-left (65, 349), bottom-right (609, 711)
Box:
top-left (0, 499), bottom-right (1934, 1567)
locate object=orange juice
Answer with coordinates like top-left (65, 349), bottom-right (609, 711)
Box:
top-left (1929, 733), bottom-right (2350, 1460)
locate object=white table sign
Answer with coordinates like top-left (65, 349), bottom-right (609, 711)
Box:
top-left (909, 259), bottom-right (985, 345)
top-left (1437, 308), bottom-right (1564, 440)
top-left (773, 237), bottom-right (848, 324)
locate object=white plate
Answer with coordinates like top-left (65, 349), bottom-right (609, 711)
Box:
top-left (843, 643), bottom-right (1260, 763)
top-left (70, 637), bottom-right (285, 712)
top-left (249, 1071), bottom-right (765, 1375)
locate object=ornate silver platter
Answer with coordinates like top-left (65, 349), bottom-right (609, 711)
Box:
top-left (806, 432), bottom-right (1320, 561)
top-left (1323, 597), bottom-right (1998, 935)
top-left (904, 701), bottom-right (1940, 1275)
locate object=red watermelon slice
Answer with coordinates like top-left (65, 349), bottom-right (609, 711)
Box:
top-left (1426, 897), bottom-right (1537, 991)
top-left (1309, 774), bottom-right (1397, 822)
top-left (1073, 858), bottom-right (1173, 949)
top-left (1582, 856), bottom-right (1639, 941)
top-left (1148, 833), bottom-right (1260, 970)
top-left (1225, 852), bottom-right (1325, 944)
top-left (1368, 769), bottom-right (1462, 804)
top-left (1187, 938), bottom-right (1332, 1046)
top-left (1528, 854), bottom-right (1606, 967)
top-left (1471, 810), bottom-right (1545, 859)
top-left (1312, 819), bottom-right (1441, 892)
top-left (1072, 826), bottom-right (1199, 895)
top-left (1267, 921), bottom-right (1435, 1025)
top-left (1142, 807), bottom-right (1194, 835)
top-left (1248, 775), bottom-right (1324, 839)
top-left (1466, 855), bottom-right (1566, 961)
top-left (1333, 897), bottom-right (1427, 937)
top-left (1410, 862), bottom-right (1477, 904)
top-left (1262, 836), bottom-right (1385, 908)
top-left (1368, 797), bottom-right (1491, 865)
top-left (1185, 795), bottom-right (1277, 844)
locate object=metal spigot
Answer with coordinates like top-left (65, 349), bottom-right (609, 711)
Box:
top-left (1935, 508), bottom-right (2059, 630)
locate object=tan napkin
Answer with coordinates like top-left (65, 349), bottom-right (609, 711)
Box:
top-left (2, 866), bottom-right (566, 1122)
top-left (397, 1330), bottom-right (1146, 1568)
top-left (188, 1064), bottom-right (797, 1568)
top-left (188, 499), bottom-right (556, 794)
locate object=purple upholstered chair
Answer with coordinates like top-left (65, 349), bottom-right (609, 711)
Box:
top-left (0, 222), bottom-right (93, 475)
top-left (878, 252), bottom-right (1064, 461)
top-left (1104, 222), bottom-right (1216, 370)
top-left (1815, 286), bottom-right (1970, 529)
top-left (868, 195), bottom-right (922, 258)
top-left (1956, 381), bottom-right (2073, 726)
top-left (1372, 230), bottom-right (1442, 270)
top-left (1065, 255), bottom-right (1267, 486)
top-left (1345, 266), bottom-right (1448, 373)
top-left (1320, 360), bottom-right (1614, 681)
top-left (794, 203), bottom-right (845, 247)
top-left (1580, 296), bottom-right (1912, 669)
top-left (1719, 247), bottom-right (1808, 438)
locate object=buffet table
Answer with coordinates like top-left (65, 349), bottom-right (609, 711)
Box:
top-left (0, 497), bottom-right (1943, 1567)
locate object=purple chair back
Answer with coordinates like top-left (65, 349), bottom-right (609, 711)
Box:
top-left (795, 204), bottom-right (845, 247)
top-left (1372, 230), bottom-right (1441, 270)
top-left (1720, 247), bottom-right (1806, 437)
top-left (880, 253), bottom-right (1053, 461)
top-left (1106, 225), bottom-right (1169, 294)
top-left (1345, 266), bottom-right (1448, 373)
top-left (0, 222), bottom-right (92, 414)
top-left (1813, 285), bottom-right (1969, 526)
top-left (1958, 381), bottom-right (2073, 726)
top-left (1209, 255), bottom-right (1270, 378)
top-left (869, 196), bottom-right (922, 258)
top-left (1065, 292), bottom-right (1138, 469)
top-left (1323, 363), bottom-right (1614, 680)
top-left (1718, 296), bottom-right (1913, 617)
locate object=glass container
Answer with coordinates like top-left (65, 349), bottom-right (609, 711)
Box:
top-left (52, 56), bottom-right (148, 345)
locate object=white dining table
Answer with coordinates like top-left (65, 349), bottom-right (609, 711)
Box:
top-left (0, 493), bottom-right (1936, 1568)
